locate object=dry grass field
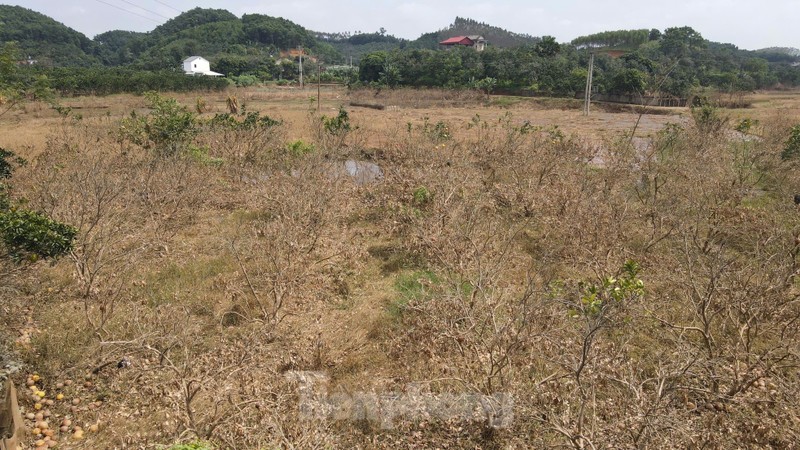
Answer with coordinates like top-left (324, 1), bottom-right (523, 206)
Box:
top-left (0, 86), bottom-right (694, 153)
top-left (2, 87), bottom-right (800, 449)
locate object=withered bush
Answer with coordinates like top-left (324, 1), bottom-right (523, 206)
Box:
top-left (6, 91), bottom-right (800, 449)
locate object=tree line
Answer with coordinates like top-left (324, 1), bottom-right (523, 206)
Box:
top-left (357, 27), bottom-right (800, 98)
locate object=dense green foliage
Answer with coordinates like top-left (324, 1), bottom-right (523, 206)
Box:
top-left (1, 42), bottom-right (55, 114)
top-left (358, 26), bottom-right (800, 97)
top-left (0, 207), bottom-right (77, 261)
top-left (94, 30), bottom-right (147, 66)
top-left (0, 149), bottom-right (75, 262)
top-left (781, 125), bottom-right (800, 160)
top-left (0, 5), bottom-right (99, 66)
top-left (0, 5), bottom-right (338, 82)
top-left (572, 29), bottom-right (651, 50)
top-left (151, 8), bottom-right (238, 38)
top-left (120, 8), bottom-right (341, 70)
top-left (43, 67), bottom-right (229, 95)
top-left (119, 92), bottom-right (199, 156)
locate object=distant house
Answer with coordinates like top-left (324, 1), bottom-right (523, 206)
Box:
top-left (17, 56), bottom-right (37, 66)
top-left (280, 49), bottom-right (306, 59)
top-left (277, 49), bottom-right (317, 64)
top-left (439, 35), bottom-right (487, 51)
top-left (182, 56), bottom-right (223, 76)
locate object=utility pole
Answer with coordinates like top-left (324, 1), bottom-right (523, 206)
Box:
top-left (583, 52), bottom-right (595, 116)
top-left (299, 46), bottom-right (304, 89)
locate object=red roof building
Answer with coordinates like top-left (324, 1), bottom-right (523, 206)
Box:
top-left (439, 35), bottom-right (487, 51)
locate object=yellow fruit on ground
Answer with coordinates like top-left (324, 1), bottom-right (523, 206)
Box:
top-left (88, 423), bottom-right (99, 432)
top-left (32, 374), bottom-right (40, 382)
top-left (56, 394), bottom-right (64, 400)
top-left (34, 403), bottom-right (43, 410)
top-left (36, 391), bottom-right (46, 398)
top-left (72, 429), bottom-right (84, 440)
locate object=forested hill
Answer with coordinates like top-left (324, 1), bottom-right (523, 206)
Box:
top-left (410, 17), bottom-right (540, 49)
top-left (0, 6), bottom-right (339, 69)
top-left (313, 17), bottom-right (541, 61)
top-left (93, 7), bottom-right (341, 69)
top-left (0, 5), bottom-right (99, 66)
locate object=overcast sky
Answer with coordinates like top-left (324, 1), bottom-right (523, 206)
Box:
top-left (6, 0), bottom-right (798, 50)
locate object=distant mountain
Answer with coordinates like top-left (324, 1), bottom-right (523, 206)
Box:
top-left (0, 4), bottom-right (98, 66)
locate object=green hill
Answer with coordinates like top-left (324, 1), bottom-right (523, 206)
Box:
top-left (314, 17), bottom-right (541, 61)
top-left (0, 4), bottom-right (98, 66)
top-left (103, 8), bottom-right (342, 69)
top-left (0, 5), bottom-right (343, 70)
top-left (410, 17), bottom-right (540, 50)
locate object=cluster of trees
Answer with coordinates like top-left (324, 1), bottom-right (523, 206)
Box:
top-left (2, 42), bottom-right (225, 99)
top-left (0, 5), bottom-right (98, 66)
top-left (571, 29), bottom-right (654, 50)
top-left (44, 67), bottom-right (229, 96)
top-left (358, 26), bottom-right (800, 97)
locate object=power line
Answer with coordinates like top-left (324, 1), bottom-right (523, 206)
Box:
top-left (151, 0), bottom-right (182, 14)
top-left (93, 0), bottom-right (162, 24)
top-left (117, 0), bottom-right (172, 20)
